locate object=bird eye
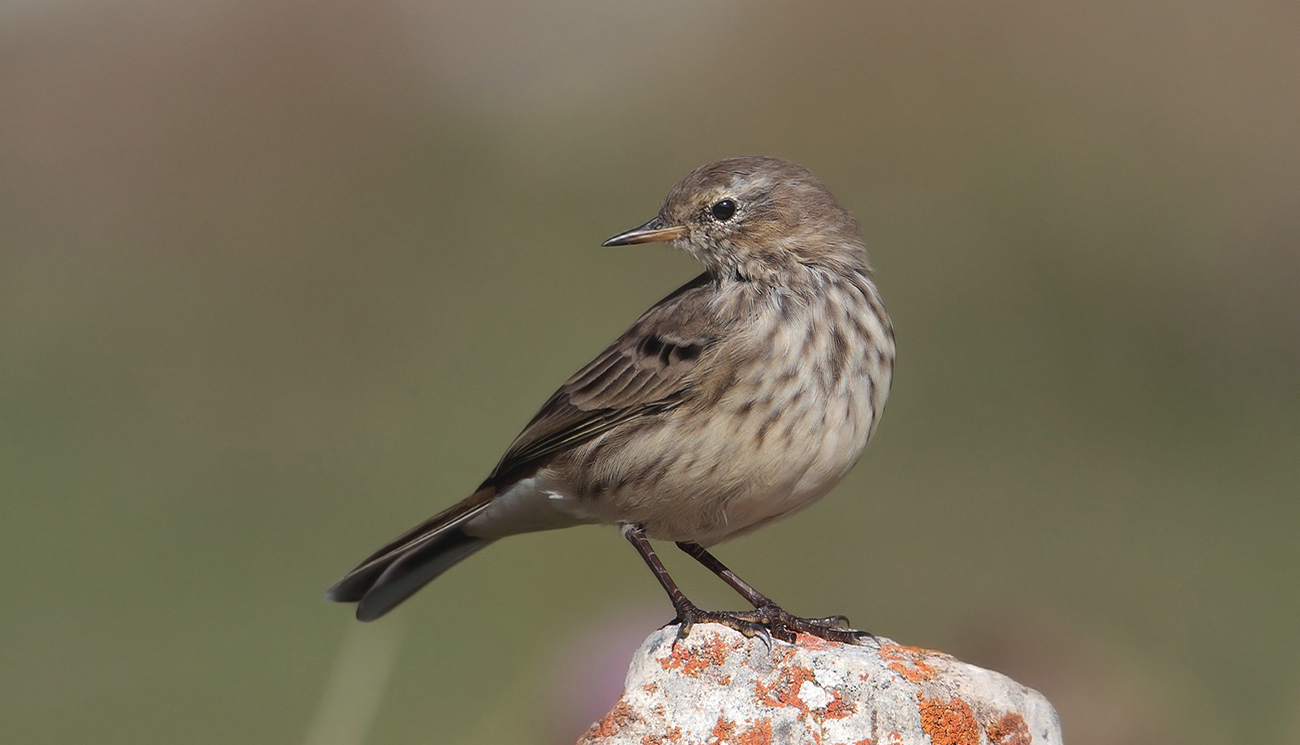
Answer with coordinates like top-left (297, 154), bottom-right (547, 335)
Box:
top-left (710, 198), bottom-right (737, 222)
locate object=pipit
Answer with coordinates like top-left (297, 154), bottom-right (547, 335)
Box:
top-left (327, 156), bottom-right (895, 643)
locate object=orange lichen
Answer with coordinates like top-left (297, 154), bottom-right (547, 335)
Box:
top-left (658, 632), bottom-right (734, 677)
top-left (823, 690), bottom-right (855, 719)
top-left (711, 717), bottom-right (736, 742)
top-left (878, 644), bottom-right (941, 683)
top-left (582, 698), bottom-right (636, 741)
top-left (733, 717), bottom-right (773, 745)
top-left (986, 712), bottom-right (1031, 745)
top-left (753, 662), bottom-right (817, 714)
top-left (918, 696), bottom-right (981, 745)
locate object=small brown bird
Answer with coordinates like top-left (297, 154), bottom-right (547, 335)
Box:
top-left (327, 156), bottom-right (895, 643)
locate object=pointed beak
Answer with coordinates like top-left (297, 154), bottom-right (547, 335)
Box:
top-left (601, 215), bottom-right (687, 246)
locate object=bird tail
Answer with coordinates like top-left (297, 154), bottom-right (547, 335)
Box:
top-left (325, 486), bottom-right (497, 621)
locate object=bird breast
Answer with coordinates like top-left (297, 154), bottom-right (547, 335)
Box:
top-left (566, 273), bottom-right (894, 546)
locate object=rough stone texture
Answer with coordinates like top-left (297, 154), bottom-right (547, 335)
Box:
top-left (578, 624), bottom-right (1061, 745)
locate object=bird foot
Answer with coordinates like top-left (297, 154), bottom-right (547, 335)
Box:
top-left (670, 601), bottom-right (872, 646)
top-left (669, 601), bottom-right (771, 644)
top-left (740, 602), bottom-right (874, 645)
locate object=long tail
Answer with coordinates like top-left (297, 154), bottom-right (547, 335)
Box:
top-left (326, 486), bottom-right (497, 621)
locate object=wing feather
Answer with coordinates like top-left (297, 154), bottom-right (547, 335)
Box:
top-left (485, 272), bottom-right (723, 483)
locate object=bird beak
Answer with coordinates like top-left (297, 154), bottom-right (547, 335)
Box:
top-left (602, 215), bottom-right (687, 246)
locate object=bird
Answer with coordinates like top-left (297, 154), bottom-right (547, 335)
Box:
top-left (326, 156), bottom-right (895, 643)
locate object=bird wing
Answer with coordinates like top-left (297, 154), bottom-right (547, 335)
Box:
top-left (485, 272), bottom-right (723, 483)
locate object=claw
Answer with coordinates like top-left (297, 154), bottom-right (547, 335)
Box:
top-left (745, 602), bottom-right (871, 645)
top-left (676, 617), bottom-right (695, 640)
top-left (853, 629), bottom-right (879, 647)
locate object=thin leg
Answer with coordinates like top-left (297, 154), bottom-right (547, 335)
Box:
top-left (675, 541), bottom-right (871, 644)
top-left (623, 525), bottom-right (692, 612)
top-left (675, 541), bottom-right (772, 608)
top-left (622, 525), bottom-right (767, 641)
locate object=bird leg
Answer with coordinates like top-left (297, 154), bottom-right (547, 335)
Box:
top-left (675, 541), bottom-right (872, 645)
top-left (622, 525), bottom-right (768, 642)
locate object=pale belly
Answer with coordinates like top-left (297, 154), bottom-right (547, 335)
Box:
top-left (464, 369), bottom-right (879, 545)
top-left (604, 371), bottom-right (878, 545)
top-left (562, 322), bottom-right (885, 546)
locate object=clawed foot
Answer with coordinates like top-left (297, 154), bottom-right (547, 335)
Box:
top-left (741, 602), bottom-right (873, 645)
top-left (670, 600), bottom-right (872, 646)
top-left (668, 600), bottom-right (770, 643)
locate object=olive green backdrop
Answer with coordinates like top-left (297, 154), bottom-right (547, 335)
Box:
top-left (3, 2), bottom-right (1297, 744)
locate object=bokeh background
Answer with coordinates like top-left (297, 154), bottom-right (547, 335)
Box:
top-left (3, 1), bottom-right (1298, 743)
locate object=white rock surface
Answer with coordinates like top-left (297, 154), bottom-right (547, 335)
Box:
top-left (578, 624), bottom-right (1061, 745)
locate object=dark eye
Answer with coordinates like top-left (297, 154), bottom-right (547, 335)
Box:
top-left (710, 198), bottom-right (737, 222)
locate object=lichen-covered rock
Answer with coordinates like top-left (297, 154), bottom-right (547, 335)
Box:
top-left (578, 624), bottom-right (1061, 745)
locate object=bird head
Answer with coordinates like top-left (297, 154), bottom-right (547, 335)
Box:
top-left (603, 156), bottom-right (867, 284)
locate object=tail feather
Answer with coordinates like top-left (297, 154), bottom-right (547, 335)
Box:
top-left (326, 486), bottom-right (497, 620)
top-left (356, 529), bottom-right (493, 621)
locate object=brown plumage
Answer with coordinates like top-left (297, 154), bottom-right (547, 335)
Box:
top-left (327, 156), bottom-right (895, 642)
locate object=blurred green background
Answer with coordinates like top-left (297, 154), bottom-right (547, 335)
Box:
top-left (3, 1), bottom-right (1298, 743)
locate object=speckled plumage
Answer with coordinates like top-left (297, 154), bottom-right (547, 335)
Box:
top-left (328, 157), bottom-right (895, 630)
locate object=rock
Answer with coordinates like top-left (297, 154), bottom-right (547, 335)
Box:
top-left (578, 624), bottom-right (1061, 745)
